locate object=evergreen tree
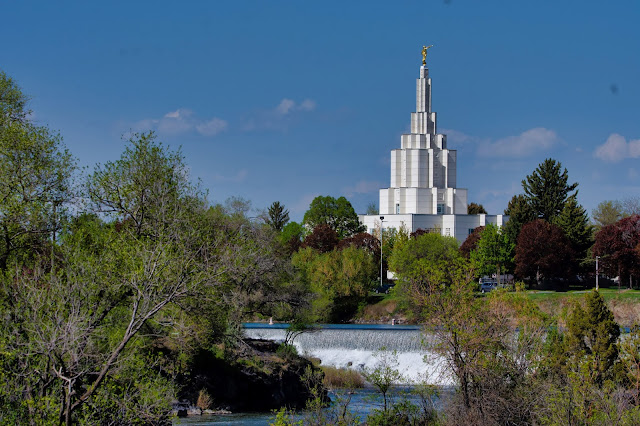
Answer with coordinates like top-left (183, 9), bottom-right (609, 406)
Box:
top-left (266, 201), bottom-right (289, 232)
top-left (467, 202), bottom-right (487, 214)
top-left (502, 194), bottom-right (536, 246)
top-left (565, 290), bottom-right (621, 386)
top-left (553, 195), bottom-right (592, 262)
top-left (522, 158), bottom-right (578, 222)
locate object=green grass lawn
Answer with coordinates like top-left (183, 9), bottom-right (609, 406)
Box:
top-left (525, 287), bottom-right (640, 303)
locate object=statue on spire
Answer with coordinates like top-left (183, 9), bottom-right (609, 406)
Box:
top-left (421, 45), bottom-right (433, 65)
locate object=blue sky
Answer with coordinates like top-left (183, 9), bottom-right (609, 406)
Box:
top-left (2, 1), bottom-right (639, 222)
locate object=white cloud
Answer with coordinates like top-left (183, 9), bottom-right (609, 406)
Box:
top-left (243, 98), bottom-right (317, 131)
top-left (343, 180), bottom-right (383, 197)
top-left (594, 133), bottom-right (640, 163)
top-left (477, 128), bottom-right (559, 158)
top-left (196, 117), bottom-right (228, 136)
top-left (299, 99), bottom-right (316, 111)
top-left (440, 128), bottom-right (474, 145)
top-left (276, 99), bottom-right (296, 115)
top-left (212, 169), bottom-right (248, 183)
top-left (133, 108), bottom-right (227, 137)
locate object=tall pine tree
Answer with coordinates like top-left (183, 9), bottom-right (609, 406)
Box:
top-left (522, 158), bottom-right (578, 222)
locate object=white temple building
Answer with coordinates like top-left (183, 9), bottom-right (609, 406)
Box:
top-left (360, 53), bottom-right (507, 244)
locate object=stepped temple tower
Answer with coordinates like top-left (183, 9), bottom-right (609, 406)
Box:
top-left (360, 47), bottom-right (507, 244)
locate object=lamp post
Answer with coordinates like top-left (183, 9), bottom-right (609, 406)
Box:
top-left (596, 256), bottom-right (600, 291)
top-left (380, 216), bottom-right (384, 288)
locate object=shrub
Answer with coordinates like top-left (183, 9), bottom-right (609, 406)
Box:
top-left (320, 366), bottom-right (365, 389)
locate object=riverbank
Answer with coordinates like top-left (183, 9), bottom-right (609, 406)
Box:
top-left (354, 287), bottom-right (640, 327)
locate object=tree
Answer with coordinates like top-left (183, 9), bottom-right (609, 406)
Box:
top-left (0, 71), bottom-right (75, 270)
top-left (0, 70), bottom-right (30, 125)
top-left (303, 223), bottom-right (339, 253)
top-left (280, 221), bottom-right (305, 254)
top-left (361, 348), bottom-right (404, 413)
top-left (565, 290), bottom-right (621, 386)
top-left (302, 195), bottom-right (365, 239)
top-left (592, 200), bottom-right (624, 229)
top-left (592, 215), bottom-right (640, 288)
top-left (266, 201), bottom-right (289, 232)
top-left (459, 226), bottom-right (484, 259)
top-left (515, 219), bottom-right (575, 286)
top-left (521, 158), bottom-right (578, 222)
top-left (470, 224), bottom-right (514, 284)
top-left (553, 195), bottom-right (592, 262)
top-left (467, 202), bottom-right (487, 214)
top-left (502, 194), bottom-right (536, 246)
top-left (366, 202), bottom-right (378, 215)
top-left (292, 245), bottom-right (377, 322)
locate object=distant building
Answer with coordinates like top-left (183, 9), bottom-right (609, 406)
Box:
top-left (360, 54), bottom-right (507, 243)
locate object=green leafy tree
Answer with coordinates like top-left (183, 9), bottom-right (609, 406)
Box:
top-left (362, 348), bottom-right (404, 414)
top-left (366, 202), bottom-right (378, 215)
top-left (521, 158), bottom-right (578, 222)
top-left (592, 200), bottom-right (624, 229)
top-left (467, 202), bottom-right (487, 214)
top-left (0, 71), bottom-right (75, 270)
top-left (292, 245), bottom-right (377, 322)
top-left (303, 195), bottom-right (365, 239)
top-left (470, 224), bottom-right (514, 284)
top-left (280, 221), bottom-right (305, 254)
top-left (266, 201), bottom-right (289, 232)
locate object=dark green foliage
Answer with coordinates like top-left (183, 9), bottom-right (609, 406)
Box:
top-left (503, 194), bottom-right (536, 246)
top-left (303, 195), bottom-right (365, 239)
top-left (553, 195), bottom-right (593, 262)
top-left (565, 290), bottom-right (621, 386)
top-left (522, 158), bottom-right (578, 222)
top-left (266, 201), bottom-right (289, 232)
top-left (467, 202), bottom-right (487, 214)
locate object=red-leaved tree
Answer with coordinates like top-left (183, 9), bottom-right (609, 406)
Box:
top-left (459, 226), bottom-right (485, 259)
top-left (515, 219), bottom-right (575, 286)
top-left (303, 224), bottom-right (339, 253)
top-left (592, 214), bottom-right (640, 288)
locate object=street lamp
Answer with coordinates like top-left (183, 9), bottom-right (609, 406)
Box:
top-left (596, 256), bottom-right (600, 291)
top-left (380, 216), bottom-right (384, 288)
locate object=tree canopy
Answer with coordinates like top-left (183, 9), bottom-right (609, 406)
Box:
top-left (266, 201), bottom-right (289, 232)
top-left (467, 202), bottom-right (487, 215)
top-left (303, 195), bottom-right (365, 239)
top-left (522, 158), bottom-right (578, 222)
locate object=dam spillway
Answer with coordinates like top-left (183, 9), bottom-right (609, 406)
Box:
top-left (243, 323), bottom-right (452, 385)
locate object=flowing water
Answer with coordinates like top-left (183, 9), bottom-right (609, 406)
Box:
top-left (244, 323), bottom-right (452, 385)
top-left (174, 324), bottom-right (453, 425)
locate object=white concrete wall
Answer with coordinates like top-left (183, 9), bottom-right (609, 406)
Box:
top-left (360, 214), bottom-right (510, 246)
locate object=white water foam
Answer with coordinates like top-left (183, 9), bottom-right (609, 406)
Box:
top-left (244, 327), bottom-right (454, 385)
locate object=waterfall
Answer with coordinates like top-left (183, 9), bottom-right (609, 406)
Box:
top-left (244, 324), bottom-right (453, 385)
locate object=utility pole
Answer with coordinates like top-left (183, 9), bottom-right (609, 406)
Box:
top-left (596, 256), bottom-right (600, 291)
top-left (380, 216), bottom-right (384, 288)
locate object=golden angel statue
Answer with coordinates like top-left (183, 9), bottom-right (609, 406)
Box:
top-left (421, 44), bottom-right (433, 65)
